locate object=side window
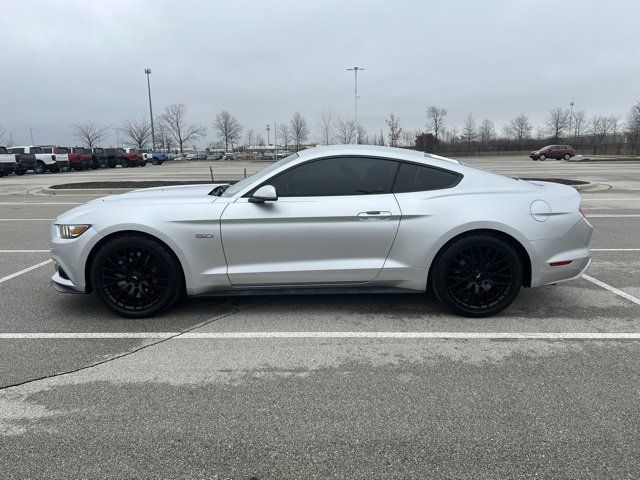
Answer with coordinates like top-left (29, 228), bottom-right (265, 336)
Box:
top-left (392, 162), bottom-right (461, 193)
top-left (10, 148), bottom-right (24, 154)
top-left (41, 147), bottom-right (52, 153)
top-left (265, 157), bottom-right (399, 197)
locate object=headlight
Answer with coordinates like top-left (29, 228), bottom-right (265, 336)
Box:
top-left (57, 224), bottom-right (91, 238)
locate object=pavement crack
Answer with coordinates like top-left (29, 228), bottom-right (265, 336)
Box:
top-left (0, 299), bottom-right (273, 392)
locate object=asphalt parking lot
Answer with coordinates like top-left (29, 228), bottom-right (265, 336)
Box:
top-left (1, 156), bottom-right (640, 479)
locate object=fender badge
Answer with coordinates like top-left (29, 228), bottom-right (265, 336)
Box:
top-left (195, 233), bottom-right (215, 239)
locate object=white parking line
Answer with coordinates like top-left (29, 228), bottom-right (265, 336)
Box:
top-left (1, 331), bottom-right (640, 340)
top-left (0, 202), bottom-right (80, 205)
top-left (0, 259), bottom-right (52, 284)
top-left (0, 250), bottom-right (49, 253)
top-left (591, 249), bottom-right (640, 251)
top-left (583, 274), bottom-right (640, 307)
top-left (0, 218), bottom-right (53, 221)
top-left (587, 214), bottom-right (640, 218)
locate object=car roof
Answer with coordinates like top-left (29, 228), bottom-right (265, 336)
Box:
top-left (297, 145), bottom-right (460, 168)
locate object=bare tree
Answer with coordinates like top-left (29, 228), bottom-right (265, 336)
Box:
top-left (244, 129), bottom-right (255, 149)
top-left (256, 134), bottom-right (266, 146)
top-left (461, 114), bottom-right (477, 144)
top-left (610, 115), bottom-right (622, 142)
top-left (117, 117), bottom-right (152, 148)
top-left (356, 124), bottom-right (368, 144)
top-left (426, 106), bottom-right (447, 143)
top-left (594, 115), bottom-right (613, 141)
top-left (386, 114), bottom-right (402, 146)
top-left (445, 127), bottom-right (458, 144)
top-left (213, 110), bottom-right (242, 151)
top-left (571, 110), bottom-right (587, 139)
top-left (546, 107), bottom-right (571, 140)
top-left (626, 102), bottom-right (640, 142)
top-left (401, 130), bottom-right (415, 147)
top-left (335, 117), bottom-right (356, 144)
top-left (160, 104), bottom-right (206, 153)
top-left (317, 107), bottom-right (335, 144)
top-left (71, 121), bottom-right (109, 147)
top-left (503, 114), bottom-right (533, 141)
top-left (277, 123), bottom-right (290, 148)
top-left (289, 112), bottom-right (310, 151)
top-left (478, 119), bottom-right (495, 144)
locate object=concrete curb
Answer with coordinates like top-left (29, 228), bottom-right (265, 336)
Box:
top-left (565, 156), bottom-right (640, 163)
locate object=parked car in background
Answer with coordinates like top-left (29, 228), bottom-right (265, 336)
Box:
top-left (0, 146), bottom-right (17, 177)
top-left (6, 147), bottom-right (37, 175)
top-left (11, 146), bottom-right (68, 173)
top-left (40, 146), bottom-right (71, 172)
top-left (223, 152), bottom-right (235, 161)
top-left (185, 152), bottom-right (207, 161)
top-left (135, 149), bottom-right (166, 165)
top-left (262, 151), bottom-right (275, 160)
top-left (206, 152), bottom-right (224, 161)
top-left (173, 154), bottom-right (186, 161)
top-left (276, 151), bottom-right (290, 159)
top-left (123, 148), bottom-right (145, 167)
top-left (530, 145), bottom-right (576, 161)
top-left (87, 147), bottom-right (109, 169)
top-left (67, 147), bottom-right (93, 171)
top-left (103, 148), bottom-right (127, 168)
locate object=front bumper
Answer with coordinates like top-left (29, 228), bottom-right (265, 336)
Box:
top-left (50, 268), bottom-right (84, 294)
top-left (529, 217), bottom-right (593, 287)
top-left (50, 223), bottom-right (98, 294)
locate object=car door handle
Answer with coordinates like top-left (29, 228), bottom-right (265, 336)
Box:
top-left (357, 211), bottom-right (392, 220)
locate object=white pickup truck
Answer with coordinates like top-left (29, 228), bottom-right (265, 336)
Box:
top-left (0, 146), bottom-right (17, 177)
top-left (12, 146), bottom-right (69, 173)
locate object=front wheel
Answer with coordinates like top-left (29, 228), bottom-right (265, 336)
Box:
top-left (564, 154), bottom-right (571, 160)
top-left (539, 154), bottom-right (546, 161)
top-left (34, 161), bottom-right (46, 174)
top-left (431, 235), bottom-right (523, 317)
top-left (90, 235), bottom-right (183, 318)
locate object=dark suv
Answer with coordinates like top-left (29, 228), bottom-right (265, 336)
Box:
top-left (530, 145), bottom-right (576, 161)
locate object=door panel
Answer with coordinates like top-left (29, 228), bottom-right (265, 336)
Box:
top-left (221, 195), bottom-right (401, 286)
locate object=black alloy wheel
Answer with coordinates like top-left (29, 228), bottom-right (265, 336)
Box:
top-left (432, 235), bottom-right (522, 317)
top-left (91, 236), bottom-right (183, 318)
top-left (34, 161), bottom-right (46, 174)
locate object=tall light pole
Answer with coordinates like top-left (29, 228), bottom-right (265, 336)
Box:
top-left (347, 66), bottom-right (364, 144)
top-left (569, 100), bottom-right (575, 139)
top-left (144, 68), bottom-right (156, 150)
top-left (266, 124), bottom-right (271, 146)
top-left (29, 128), bottom-right (34, 145)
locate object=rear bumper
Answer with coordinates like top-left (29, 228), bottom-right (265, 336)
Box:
top-left (0, 162), bottom-right (16, 174)
top-left (529, 217), bottom-right (593, 287)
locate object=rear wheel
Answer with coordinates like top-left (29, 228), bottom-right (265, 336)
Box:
top-left (90, 235), bottom-right (183, 318)
top-left (431, 235), bottom-right (522, 317)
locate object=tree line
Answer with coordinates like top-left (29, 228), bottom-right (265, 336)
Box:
top-left (6, 100), bottom-right (640, 153)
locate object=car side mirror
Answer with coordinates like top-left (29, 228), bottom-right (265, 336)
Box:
top-left (249, 185), bottom-right (278, 203)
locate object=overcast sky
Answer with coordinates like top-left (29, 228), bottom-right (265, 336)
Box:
top-left (1, 0), bottom-right (638, 147)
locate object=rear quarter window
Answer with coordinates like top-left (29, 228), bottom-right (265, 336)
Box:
top-left (393, 163), bottom-right (462, 193)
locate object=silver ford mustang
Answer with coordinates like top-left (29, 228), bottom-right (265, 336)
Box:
top-left (50, 145), bottom-right (592, 318)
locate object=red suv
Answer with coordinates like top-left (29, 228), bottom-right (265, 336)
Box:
top-left (530, 145), bottom-right (576, 161)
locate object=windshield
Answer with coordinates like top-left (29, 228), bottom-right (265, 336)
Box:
top-left (219, 153), bottom-right (299, 197)
top-left (56, 147), bottom-right (69, 154)
top-left (0, 147), bottom-right (7, 154)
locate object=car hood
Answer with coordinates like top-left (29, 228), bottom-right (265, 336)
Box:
top-left (94, 183), bottom-right (225, 204)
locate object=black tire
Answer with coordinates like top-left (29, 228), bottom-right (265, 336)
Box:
top-left (431, 234), bottom-right (523, 317)
top-left (49, 165), bottom-right (60, 173)
top-left (563, 154), bottom-right (570, 160)
top-left (90, 235), bottom-right (184, 318)
top-left (34, 161), bottom-right (46, 174)
top-left (15, 168), bottom-right (26, 175)
top-left (121, 161), bottom-right (129, 168)
top-left (139, 161), bottom-right (147, 167)
top-left (0, 171), bottom-right (5, 177)
top-left (539, 154), bottom-right (546, 161)
top-left (107, 160), bottom-right (116, 168)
